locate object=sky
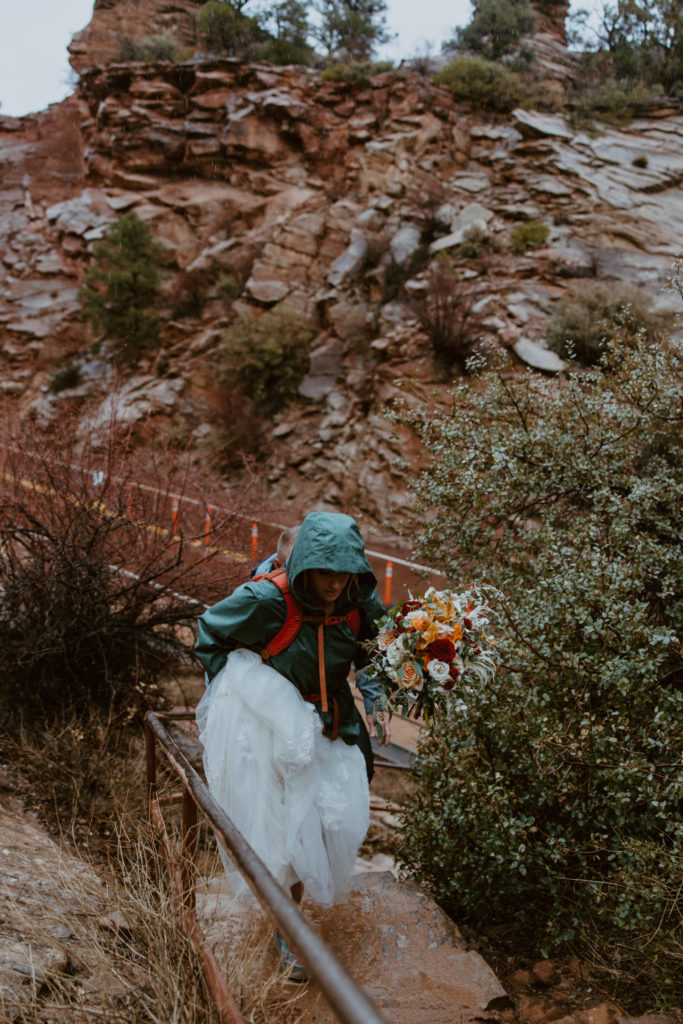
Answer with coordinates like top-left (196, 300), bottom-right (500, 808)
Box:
top-left (0, 0), bottom-right (588, 119)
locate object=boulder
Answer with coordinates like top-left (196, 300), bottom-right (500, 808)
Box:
top-left (513, 108), bottom-right (575, 140)
top-left (298, 337), bottom-right (344, 400)
top-left (430, 201), bottom-right (495, 253)
top-left (328, 229), bottom-right (368, 287)
top-left (223, 112), bottom-right (289, 163)
top-left (0, 802), bottom-right (118, 1019)
top-left (513, 337), bottom-right (566, 373)
top-left (46, 189), bottom-right (114, 237)
top-left (79, 377), bottom-right (186, 441)
top-left (389, 223), bottom-right (422, 267)
top-left (245, 278), bottom-right (290, 304)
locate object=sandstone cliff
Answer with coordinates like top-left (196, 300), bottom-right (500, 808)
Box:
top-left (1, 33), bottom-right (682, 528)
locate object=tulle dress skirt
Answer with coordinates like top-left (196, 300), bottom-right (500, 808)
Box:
top-left (196, 648), bottom-right (370, 907)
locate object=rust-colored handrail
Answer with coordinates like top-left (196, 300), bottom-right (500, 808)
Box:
top-left (145, 710), bottom-right (388, 1024)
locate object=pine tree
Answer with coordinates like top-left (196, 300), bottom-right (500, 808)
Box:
top-left (196, 0), bottom-right (264, 55)
top-left (314, 0), bottom-right (392, 61)
top-left (262, 0), bottom-right (316, 65)
top-left (450, 0), bottom-right (536, 61)
top-left (79, 213), bottom-right (166, 364)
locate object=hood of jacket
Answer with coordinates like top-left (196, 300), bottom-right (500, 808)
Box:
top-left (285, 511), bottom-right (377, 613)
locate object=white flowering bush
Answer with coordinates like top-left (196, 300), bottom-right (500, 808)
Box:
top-left (393, 329), bottom-right (682, 1007)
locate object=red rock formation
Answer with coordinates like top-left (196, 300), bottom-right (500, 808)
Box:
top-left (2, 48), bottom-right (681, 525)
top-left (530, 0), bottom-right (570, 45)
top-left (68, 0), bottom-right (202, 73)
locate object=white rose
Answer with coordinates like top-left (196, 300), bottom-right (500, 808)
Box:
top-left (385, 665), bottom-right (400, 684)
top-left (427, 659), bottom-right (451, 683)
top-left (386, 636), bottom-right (408, 667)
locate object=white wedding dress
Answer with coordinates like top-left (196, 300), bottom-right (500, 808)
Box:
top-left (196, 648), bottom-right (369, 907)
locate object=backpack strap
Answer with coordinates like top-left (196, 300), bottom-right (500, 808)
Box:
top-left (252, 570), bottom-right (361, 720)
top-left (252, 569), bottom-right (303, 661)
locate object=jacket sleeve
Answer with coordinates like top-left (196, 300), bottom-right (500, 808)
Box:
top-left (195, 581), bottom-right (286, 683)
top-left (352, 589), bottom-right (386, 712)
top-left (353, 589), bottom-right (386, 667)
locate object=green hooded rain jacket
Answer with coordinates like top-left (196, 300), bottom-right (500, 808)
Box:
top-left (195, 511), bottom-right (384, 744)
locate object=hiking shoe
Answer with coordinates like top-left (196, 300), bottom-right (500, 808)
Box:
top-left (274, 930), bottom-right (308, 984)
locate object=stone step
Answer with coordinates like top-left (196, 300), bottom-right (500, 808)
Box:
top-left (196, 868), bottom-right (510, 1024)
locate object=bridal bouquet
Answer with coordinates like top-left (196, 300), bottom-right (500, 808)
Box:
top-left (365, 586), bottom-right (499, 729)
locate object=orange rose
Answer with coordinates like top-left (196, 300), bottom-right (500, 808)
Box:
top-left (401, 661), bottom-right (423, 691)
top-left (377, 628), bottom-right (398, 650)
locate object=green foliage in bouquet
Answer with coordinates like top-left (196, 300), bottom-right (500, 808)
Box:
top-left (392, 326), bottom-right (683, 1007)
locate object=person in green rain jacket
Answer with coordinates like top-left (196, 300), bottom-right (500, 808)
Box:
top-left (195, 511), bottom-right (387, 982)
top-left (195, 510), bottom-right (388, 751)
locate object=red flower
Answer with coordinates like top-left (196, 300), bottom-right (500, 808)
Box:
top-left (428, 638), bottom-right (456, 662)
top-left (442, 677), bottom-right (456, 691)
top-left (401, 600), bottom-right (422, 616)
top-left (463, 617), bottom-right (473, 631)
top-left (448, 664), bottom-right (460, 682)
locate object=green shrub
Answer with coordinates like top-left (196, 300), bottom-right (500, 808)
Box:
top-left (171, 268), bottom-right (211, 318)
top-left (457, 224), bottom-right (494, 259)
top-left (49, 364), bottom-right (81, 394)
top-left (196, 391), bottom-right (271, 470)
top-left (450, 0), bottom-right (536, 61)
top-left (568, 75), bottom-right (663, 127)
top-left (570, 0), bottom-right (682, 98)
top-left (218, 309), bottom-right (313, 415)
top-left (216, 273), bottom-right (243, 305)
top-left (435, 56), bottom-right (532, 113)
top-left (314, 0), bottom-right (392, 62)
top-left (393, 330), bottom-right (683, 1008)
top-left (259, 0), bottom-right (314, 66)
top-left (509, 220), bottom-right (550, 253)
top-left (196, 1), bottom-right (263, 56)
top-left (254, 37), bottom-right (315, 66)
top-left (545, 280), bottom-right (672, 364)
top-left (116, 33), bottom-right (184, 62)
top-left (79, 212), bottom-right (167, 364)
top-left (321, 60), bottom-right (393, 85)
top-left (412, 260), bottom-right (479, 370)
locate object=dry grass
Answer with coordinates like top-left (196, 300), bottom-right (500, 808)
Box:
top-left (1, 708), bottom-right (147, 854)
top-left (212, 908), bottom-right (308, 1024)
top-left (1, 823), bottom-right (220, 1024)
top-left (1, 707), bottom-right (310, 1024)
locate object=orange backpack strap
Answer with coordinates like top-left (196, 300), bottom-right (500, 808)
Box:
top-left (252, 569), bottom-right (362, 718)
top-left (322, 609), bottom-right (361, 637)
top-left (253, 569), bottom-right (303, 661)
